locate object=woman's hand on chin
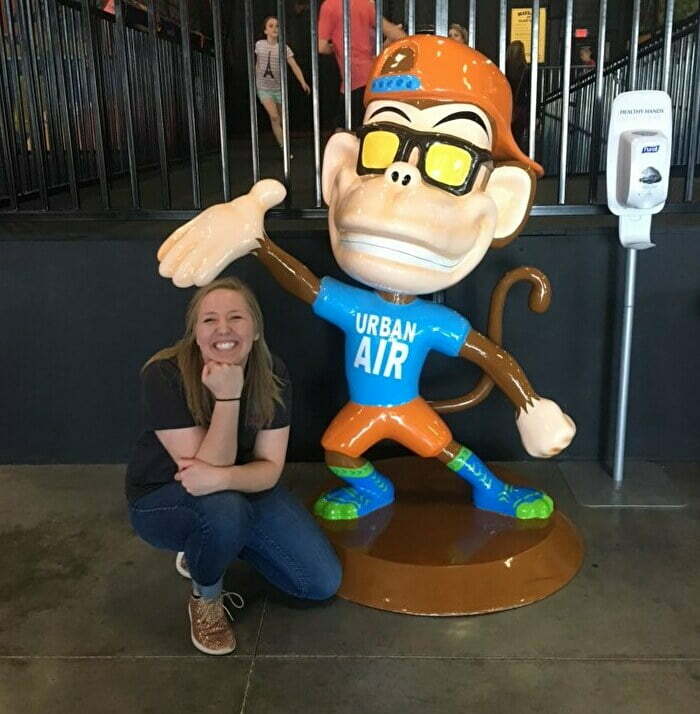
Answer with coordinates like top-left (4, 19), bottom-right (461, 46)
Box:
top-left (175, 458), bottom-right (230, 496)
top-left (201, 361), bottom-right (244, 400)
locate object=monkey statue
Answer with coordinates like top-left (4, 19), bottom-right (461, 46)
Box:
top-left (158, 35), bottom-right (576, 522)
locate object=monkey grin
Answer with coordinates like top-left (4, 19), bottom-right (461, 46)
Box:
top-left (340, 232), bottom-right (460, 271)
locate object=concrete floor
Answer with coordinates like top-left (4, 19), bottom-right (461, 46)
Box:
top-left (0, 460), bottom-right (698, 713)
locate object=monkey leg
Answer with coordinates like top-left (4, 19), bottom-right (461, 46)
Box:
top-left (313, 450), bottom-right (395, 521)
top-left (437, 441), bottom-right (554, 519)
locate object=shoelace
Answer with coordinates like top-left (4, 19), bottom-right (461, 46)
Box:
top-left (200, 591), bottom-right (245, 627)
top-left (221, 590), bottom-right (245, 620)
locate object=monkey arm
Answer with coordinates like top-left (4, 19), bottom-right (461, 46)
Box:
top-left (254, 235), bottom-right (321, 305)
top-left (459, 329), bottom-right (538, 416)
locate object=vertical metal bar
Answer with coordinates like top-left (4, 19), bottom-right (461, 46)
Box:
top-left (342, 0), bottom-right (352, 129)
top-left (661, 0), bottom-right (674, 93)
top-left (628, 0), bottom-right (641, 90)
top-left (211, 0), bottom-right (229, 201)
top-left (309, 0), bottom-right (322, 206)
top-left (499, 0), bottom-right (507, 73)
top-left (0, 4), bottom-right (18, 208)
top-left (18, 0), bottom-right (48, 209)
top-left (528, 0), bottom-right (540, 160)
top-left (468, 0), bottom-right (477, 47)
top-left (178, 0), bottom-right (200, 208)
top-left (435, 0), bottom-right (448, 37)
top-left (558, 0), bottom-right (574, 204)
top-left (46, 0), bottom-right (79, 208)
top-left (404, 0), bottom-right (415, 36)
top-left (80, 0), bottom-right (109, 208)
top-left (375, 0), bottom-right (383, 55)
top-left (612, 0), bottom-right (644, 487)
top-left (277, 0), bottom-right (291, 184)
top-left (243, 0), bottom-right (260, 184)
top-left (685, 15), bottom-right (700, 201)
top-left (115, 0), bottom-right (139, 207)
top-left (62, 7), bottom-right (85, 184)
top-left (587, 0), bottom-right (607, 203)
top-left (147, 0), bottom-right (170, 207)
top-left (4, 0), bottom-right (31, 194)
top-left (613, 248), bottom-right (637, 486)
top-left (38, 3), bottom-right (62, 190)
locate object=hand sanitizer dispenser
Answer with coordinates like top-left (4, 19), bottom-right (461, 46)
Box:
top-left (606, 91), bottom-right (672, 248)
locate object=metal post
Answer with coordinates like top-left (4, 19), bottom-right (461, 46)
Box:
top-left (661, 0), bottom-right (675, 94)
top-left (528, 0), bottom-right (540, 160)
top-left (46, 0), bottom-right (79, 208)
top-left (147, 0), bottom-right (170, 208)
top-left (684, 14), bottom-right (700, 201)
top-left (115, 0), bottom-right (139, 207)
top-left (342, 0), bottom-right (351, 129)
top-left (587, 0), bottom-right (607, 203)
top-left (498, 0), bottom-right (507, 73)
top-left (80, 0), bottom-right (109, 208)
top-left (435, 0), bottom-right (448, 37)
top-left (404, 0), bottom-right (415, 36)
top-left (375, 0), bottom-right (383, 55)
top-left (211, 0), bottom-right (229, 201)
top-left (178, 0), bottom-right (200, 208)
top-left (18, 0), bottom-right (49, 209)
top-left (243, 0), bottom-right (260, 184)
top-left (468, 0), bottom-right (476, 47)
top-left (277, 0), bottom-right (291, 184)
top-left (558, 0), bottom-right (574, 204)
top-left (310, 0), bottom-right (322, 206)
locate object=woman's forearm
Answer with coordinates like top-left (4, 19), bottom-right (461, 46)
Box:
top-left (194, 401), bottom-right (240, 466)
top-left (223, 459), bottom-right (283, 493)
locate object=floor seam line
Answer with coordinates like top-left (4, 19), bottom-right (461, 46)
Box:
top-left (238, 594), bottom-right (268, 714)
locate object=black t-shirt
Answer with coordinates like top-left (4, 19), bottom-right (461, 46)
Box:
top-left (125, 355), bottom-right (292, 504)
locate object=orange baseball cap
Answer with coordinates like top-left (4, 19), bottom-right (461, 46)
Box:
top-left (364, 35), bottom-right (543, 177)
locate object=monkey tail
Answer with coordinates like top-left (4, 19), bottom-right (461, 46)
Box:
top-left (430, 266), bottom-right (551, 414)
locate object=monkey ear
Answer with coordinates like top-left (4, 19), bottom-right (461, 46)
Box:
top-left (484, 162), bottom-right (536, 248)
top-left (322, 131), bottom-right (361, 205)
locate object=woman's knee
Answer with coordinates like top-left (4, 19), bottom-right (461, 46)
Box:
top-left (305, 550), bottom-right (342, 600)
top-left (196, 491), bottom-right (253, 551)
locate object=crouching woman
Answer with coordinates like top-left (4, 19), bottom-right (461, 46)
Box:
top-left (126, 277), bottom-right (341, 655)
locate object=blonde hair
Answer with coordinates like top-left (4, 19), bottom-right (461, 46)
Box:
top-left (144, 277), bottom-right (284, 429)
top-left (449, 23), bottom-right (468, 44)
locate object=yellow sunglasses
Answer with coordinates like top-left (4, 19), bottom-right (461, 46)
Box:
top-left (355, 121), bottom-right (493, 196)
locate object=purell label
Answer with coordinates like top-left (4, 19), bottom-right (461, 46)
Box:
top-left (642, 145), bottom-right (660, 154)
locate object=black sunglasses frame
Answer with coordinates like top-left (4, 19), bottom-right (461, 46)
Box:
top-left (354, 121), bottom-right (494, 196)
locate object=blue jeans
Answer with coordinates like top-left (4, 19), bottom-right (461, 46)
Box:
top-left (128, 481), bottom-right (342, 600)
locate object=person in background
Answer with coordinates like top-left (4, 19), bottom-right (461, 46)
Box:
top-left (579, 45), bottom-right (596, 67)
top-left (255, 16), bottom-right (311, 155)
top-left (318, 0), bottom-right (405, 129)
top-left (506, 39), bottom-right (530, 152)
top-left (126, 277), bottom-right (341, 656)
top-left (448, 23), bottom-right (468, 44)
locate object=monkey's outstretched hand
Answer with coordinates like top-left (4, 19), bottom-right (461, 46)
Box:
top-left (516, 398), bottom-right (576, 458)
top-left (158, 179), bottom-right (287, 287)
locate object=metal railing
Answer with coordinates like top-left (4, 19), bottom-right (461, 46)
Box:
top-left (0, 0), bottom-right (222, 211)
top-left (0, 0), bottom-right (698, 220)
top-left (539, 11), bottom-right (700, 179)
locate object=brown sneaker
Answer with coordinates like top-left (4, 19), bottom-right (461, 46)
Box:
top-left (175, 551), bottom-right (191, 579)
top-left (188, 594), bottom-right (237, 655)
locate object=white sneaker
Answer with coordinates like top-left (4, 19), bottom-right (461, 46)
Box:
top-left (175, 551), bottom-right (191, 579)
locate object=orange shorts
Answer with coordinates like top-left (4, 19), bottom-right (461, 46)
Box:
top-left (321, 398), bottom-right (453, 458)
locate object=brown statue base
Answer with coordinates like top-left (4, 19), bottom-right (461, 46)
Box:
top-left (315, 456), bottom-right (584, 616)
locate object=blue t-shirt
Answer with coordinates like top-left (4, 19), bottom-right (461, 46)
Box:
top-left (313, 277), bottom-right (471, 407)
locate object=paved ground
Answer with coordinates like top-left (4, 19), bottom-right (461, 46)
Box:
top-left (0, 460), bottom-right (698, 713)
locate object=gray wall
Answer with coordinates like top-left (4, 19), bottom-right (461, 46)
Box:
top-left (0, 218), bottom-right (697, 464)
